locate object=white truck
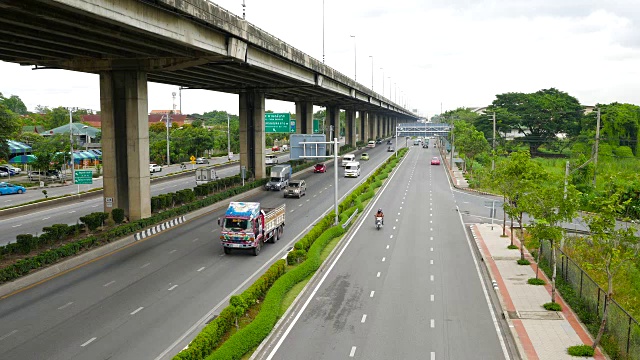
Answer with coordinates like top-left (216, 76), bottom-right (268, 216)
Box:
top-left (264, 164), bottom-right (292, 191)
top-left (218, 202), bottom-right (286, 256)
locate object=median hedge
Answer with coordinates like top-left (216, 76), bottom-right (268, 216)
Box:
top-left (173, 147), bottom-right (408, 360)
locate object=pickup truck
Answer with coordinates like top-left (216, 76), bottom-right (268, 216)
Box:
top-left (218, 202), bottom-right (285, 256)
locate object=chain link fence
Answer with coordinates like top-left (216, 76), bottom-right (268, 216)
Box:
top-left (539, 240), bottom-right (640, 359)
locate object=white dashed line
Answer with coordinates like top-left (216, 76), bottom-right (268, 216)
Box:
top-left (382, 257), bottom-right (386, 262)
top-left (377, 272), bottom-right (381, 278)
top-left (92, 204), bottom-right (99, 208)
top-left (57, 302), bottom-right (73, 310)
top-left (298, 204), bottom-right (303, 207)
top-left (393, 226), bottom-right (396, 230)
top-left (11, 224), bottom-right (21, 228)
top-left (430, 260), bottom-right (434, 265)
top-left (68, 211), bottom-right (76, 214)
top-left (169, 249), bottom-right (177, 254)
top-left (431, 319), bottom-right (435, 328)
top-left (396, 219), bottom-right (398, 222)
top-left (130, 307), bottom-right (144, 315)
top-left (168, 285), bottom-right (178, 291)
top-left (370, 291), bottom-right (375, 298)
top-left (0, 330), bottom-right (17, 341)
top-left (431, 351), bottom-right (436, 360)
top-left (430, 247), bottom-right (433, 252)
top-left (430, 275), bottom-right (434, 281)
top-left (389, 235), bottom-right (393, 239)
top-left (193, 238), bottom-right (199, 242)
top-left (386, 245), bottom-right (389, 249)
top-left (42, 217), bottom-right (50, 220)
top-left (350, 346), bottom-right (357, 357)
top-left (197, 267), bottom-right (205, 272)
top-left (140, 262), bottom-right (150, 269)
top-left (103, 280), bottom-right (115, 287)
top-left (361, 314), bottom-right (367, 323)
top-left (81, 337), bottom-right (97, 347)
top-left (430, 236), bottom-right (433, 241)
top-left (431, 294), bottom-right (435, 302)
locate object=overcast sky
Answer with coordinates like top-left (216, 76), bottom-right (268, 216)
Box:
top-left (1, 0), bottom-right (638, 119)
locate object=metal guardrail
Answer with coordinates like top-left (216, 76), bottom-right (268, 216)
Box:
top-left (342, 208), bottom-right (359, 229)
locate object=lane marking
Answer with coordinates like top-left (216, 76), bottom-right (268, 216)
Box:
top-left (68, 210), bottom-right (76, 214)
top-left (140, 262), bottom-right (150, 269)
top-left (42, 217), bottom-right (50, 220)
top-left (382, 257), bottom-right (386, 262)
top-left (92, 204), bottom-right (99, 208)
top-left (431, 294), bottom-right (435, 302)
top-left (370, 291), bottom-right (375, 298)
top-left (350, 346), bottom-right (357, 357)
top-left (361, 314), bottom-right (367, 323)
top-left (130, 306), bottom-right (144, 315)
top-left (430, 247), bottom-right (433, 252)
top-left (431, 319), bottom-right (435, 328)
top-left (169, 249), bottom-right (177, 254)
top-left (11, 224), bottom-right (21, 228)
top-left (430, 275), bottom-right (434, 281)
top-left (430, 260), bottom-right (434, 265)
top-left (57, 302), bottom-right (73, 310)
top-left (168, 285), bottom-right (178, 291)
top-left (393, 226), bottom-right (396, 230)
top-left (430, 236), bottom-right (433, 241)
top-left (0, 330), bottom-right (17, 341)
top-left (386, 245), bottom-right (389, 249)
top-left (197, 267), bottom-right (205, 272)
top-left (193, 238), bottom-right (199, 242)
top-left (103, 280), bottom-right (115, 287)
top-left (377, 272), bottom-right (381, 278)
top-left (81, 337), bottom-right (97, 347)
top-left (431, 351), bottom-right (436, 360)
top-left (389, 235), bottom-right (393, 239)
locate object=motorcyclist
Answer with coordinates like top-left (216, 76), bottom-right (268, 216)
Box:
top-left (374, 208), bottom-right (384, 225)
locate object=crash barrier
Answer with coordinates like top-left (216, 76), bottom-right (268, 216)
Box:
top-left (134, 216), bottom-right (185, 241)
top-left (174, 148), bottom-right (408, 360)
top-left (342, 208), bottom-right (359, 229)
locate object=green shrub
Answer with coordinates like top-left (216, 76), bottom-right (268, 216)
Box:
top-left (507, 245), bottom-right (518, 250)
top-left (16, 234), bottom-right (38, 254)
top-left (111, 208), bottom-right (125, 224)
top-left (287, 249), bottom-right (307, 265)
top-left (567, 345), bottom-right (594, 357)
top-left (79, 212), bottom-right (109, 232)
top-left (614, 146), bottom-right (634, 158)
top-left (517, 259), bottom-right (530, 265)
top-left (527, 278), bottom-right (546, 285)
top-left (543, 302), bottom-right (562, 311)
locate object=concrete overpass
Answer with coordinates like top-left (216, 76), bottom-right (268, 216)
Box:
top-left (0, 0), bottom-right (418, 220)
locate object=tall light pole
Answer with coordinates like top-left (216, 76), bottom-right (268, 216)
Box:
top-left (322, 0), bottom-right (325, 63)
top-left (227, 113), bottom-right (232, 161)
top-left (69, 109), bottom-right (74, 185)
top-left (350, 35), bottom-right (356, 81)
top-left (165, 113), bottom-right (171, 166)
top-left (82, 125), bottom-right (89, 151)
top-left (242, 0), bottom-right (246, 19)
top-left (369, 56), bottom-right (374, 90)
top-left (387, 76), bottom-right (391, 98)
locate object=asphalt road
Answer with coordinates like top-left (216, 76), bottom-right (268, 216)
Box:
top-left (0, 153), bottom-right (283, 245)
top-left (259, 144), bottom-right (509, 360)
top-left (0, 139), bottom-right (399, 360)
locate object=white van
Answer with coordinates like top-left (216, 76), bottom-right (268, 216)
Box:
top-left (341, 154), bottom-right (356, 167)
top-left (367, 140), bottom-right (376, 148)
top-left (344, 161), bottom-right (361, 178)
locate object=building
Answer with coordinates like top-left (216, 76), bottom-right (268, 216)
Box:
top-left (81, 113), bottom-right (188, 128)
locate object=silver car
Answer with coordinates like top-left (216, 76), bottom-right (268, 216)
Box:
top-left (284, 180), bottom-right (306, 198)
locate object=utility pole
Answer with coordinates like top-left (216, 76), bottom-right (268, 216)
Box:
top-left (593, 108), bottom-right (600, 187)
top-left (69, 109), bottom-right (74, 186)
top-left (242, 0), bottom-right (246, 19)
top-left (322, 0), bottom-right (325, 63)
top-left (492, 112), bottom-right (496, 171)
top-left (449, 124), bottom-right (455, 168)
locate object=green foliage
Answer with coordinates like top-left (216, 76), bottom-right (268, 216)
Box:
top-left (543, 302), bottom-right (562, 311)
top-left (517, 259), bottom-right (530, 265)
top-left (528, 278), bottom-right (546, 285)
top-left (614, 146), bottom-right (634, 158)
top-left (507, 244), bottom-right (518, 249)
top-left (567, 345), bottom-right (595, 357)
top-left (111, 208), bottom-right (125, 224)
top-left (0, 102), bottom-right (20, 159)
top-left (0, 93), bottom-right (28, 115)
top-left (79, 212), bottom-right (109, 232)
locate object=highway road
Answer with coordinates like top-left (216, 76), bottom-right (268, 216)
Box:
top-left (0, 153), bottom-right (285, 245)
top-left (258, 143), bottom-right (510, 360)
top-left (0, 139), bottom-right (400, 360)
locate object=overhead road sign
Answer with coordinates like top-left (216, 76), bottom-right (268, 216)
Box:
top-left (265, 113), bottom-right (291, 133)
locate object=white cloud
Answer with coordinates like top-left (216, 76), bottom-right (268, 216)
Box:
top-left (1, 0), bottom-right (639, 120)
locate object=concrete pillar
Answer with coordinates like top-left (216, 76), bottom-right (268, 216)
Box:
top-left (369, 113), bottom-right (376, 141)
top-left (345, 109), bottom-right (356, 147)
top-left (239, 90), bottom-right (266, 179)
top-left (295, 101), bottom-right (313, 134)
top-left (359, 111), bottom-right (366, 144)
top-left (100, 70), bottom-right (151, 221)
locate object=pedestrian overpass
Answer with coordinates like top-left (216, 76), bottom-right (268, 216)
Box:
top-left (396, 123), bottom-right (451, 137)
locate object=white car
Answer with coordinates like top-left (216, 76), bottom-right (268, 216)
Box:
top-left (149, 163), bottom-right (162, 173)
top-left (266, 155), bottom-right (278, 165)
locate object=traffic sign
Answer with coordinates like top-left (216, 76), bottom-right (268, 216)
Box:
top-left (290, 120), bottom-right (296, 133)
top-left (190, 155), bottom-right (196, 161)
top-left (265, 113), bottom-right (291, 133)
top-left (74, 170), bottom-right (93, 185)
top-left (313, 119), bottom-right (322, 134)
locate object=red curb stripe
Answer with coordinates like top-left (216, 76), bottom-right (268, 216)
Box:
top-left (513, 319), bottom-right (540, 360)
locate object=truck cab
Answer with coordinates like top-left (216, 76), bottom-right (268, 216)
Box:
top-left (265, 164), bottom-right (292, 191)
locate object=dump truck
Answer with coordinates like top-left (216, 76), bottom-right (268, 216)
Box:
top-left (218, 202), bottom-right (286, 256)
top-left (264, 164), bottom-right (292, 191)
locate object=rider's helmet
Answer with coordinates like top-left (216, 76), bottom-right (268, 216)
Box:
top-left (378, 208), bottom-right (382, 213)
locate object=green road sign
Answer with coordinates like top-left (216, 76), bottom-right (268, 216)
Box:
top-left (313, 119), bottom-right (322, 134)
top-left (74, 170), bottom-right (93, 185)
top-left (265, 113), bottom-right (291, 133)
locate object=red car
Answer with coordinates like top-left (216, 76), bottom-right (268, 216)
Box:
top-left (431, 157), bottom-right (440, 165)
top-left (271, 146), bottom-right (280, 151)
top-left (314, 163), bottom-right (327, 173)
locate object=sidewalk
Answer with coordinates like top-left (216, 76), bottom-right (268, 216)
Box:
top-left (471, 223), bottom-right (605, 360)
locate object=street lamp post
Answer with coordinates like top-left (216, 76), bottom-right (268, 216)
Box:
top-left (165, 113), bottom-right (171, 166)
top-left (388, 77), bottom-right (391, 98)
top-left (369, 56), bottom-right (374, 90)
top-left (227, 114), bottom-right (232, 161)
top-left (350, 35), bottom-right (356, 81)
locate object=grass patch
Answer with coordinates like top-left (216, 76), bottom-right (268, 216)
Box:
top-left (517, 259), bottom-right (531, 265)
top-left (280, 274), bottom-right (312, 316)
top-left (320, 233), bottom-right (344, 262)
top-left (543, 302), bottom-right (562, 311)
top-left (528, 278), bottom-right (546, 285)
top-left (567, 344), bottom-right (595, 357)
top-left (507, 244), bottom-right (518, 250)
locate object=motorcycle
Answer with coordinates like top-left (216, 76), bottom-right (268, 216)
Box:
top-left (375, 216), bottom-right (383, 230)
